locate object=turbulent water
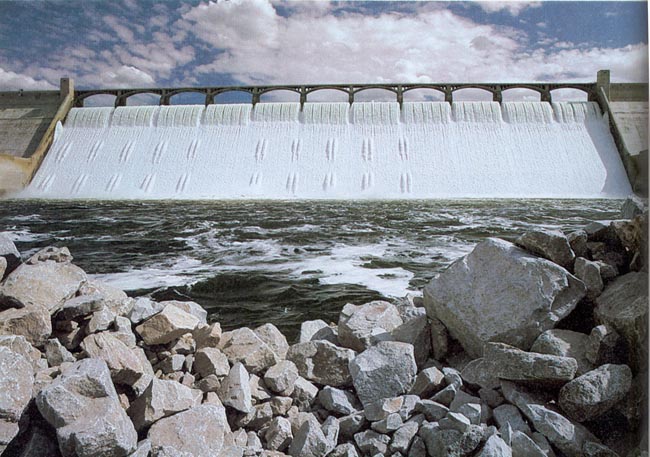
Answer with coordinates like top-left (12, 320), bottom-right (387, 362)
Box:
top-left (21, 101), bottom-right (632, 199)
top-left (0, 199), bottom-right (623, 340)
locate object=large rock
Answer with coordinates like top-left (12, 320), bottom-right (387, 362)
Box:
top-left (81, 332), bottom-right (147, 385)
top-left (337, 301), bottom-right (403, 351)
top-left (530, 329), bottom-right (593, 375)
top-left (390, 309), bottom-right (431, 367)
top-left (349, 341), bottom-right (416, 408)
top-left (0, 233), bottom-right (21, 278)
top-left (127, 378), bottom-right (195, 431)
top-left (288, 415), bottom-right (334, 457)
top-left (574, 257), bottom-right (604, 299)
top-left (0, 304), bottom-right (52, 347)
top-left (193, 347), bottom-right (230, 379)
top-left (36, 358), bottom-right (137, 457)
top-left (0, 346), bottom-right (33, 447)
top-left (419, 423), bottom-right (483, 457)
top-left (135, 304), bottom-right (199, 345)
top-left (318, 386), bottom-right (361, 415)
top-left (515, 229), bottom-right (575, 270)
top-left (218, 327), bottom-right (280, 374)
top-left (483, 342), bottom-right (577, 383)
top-left (0, 334), bottom-right (43, 370)
top-left (0, 261), bottom-right (86, 313)
top-left (264, 360), bottom-right (299, 394)
top-left (128, 298), bottom-right (164, 325)
top-left (147, 404), bottom-right (228, 457)
top-left (287, 340), bottom-right (355, 387)
top-left (162, 300), bottom-right (207, 323)
top-left (558, 364), bottom-right (632, 422)
top-left (57, 294), bottom-right (104, 320)
top-left (218, 362), bottom-right (253, 413)
top-left (595, 272), bottom-right (648, 372)
top-left (254, 323), bottom-right (289, 360)
top-left (424, 238), bottom-right (586, 357)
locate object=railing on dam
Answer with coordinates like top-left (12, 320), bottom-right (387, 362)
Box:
top-left (74, 82), bottom-right (600, 108)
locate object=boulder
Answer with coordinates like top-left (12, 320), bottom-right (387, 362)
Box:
top-left (219, 327), bottom-right (280, 374)
top-left (135, 304), bottom-right (199, 345)
top-left (493, 404), bottom-right (530, 434)
top-left (424, 238), bottom-right (585, 357)
top-left (419, 423), bottom-right (483, 457)
top-left (515, 229), bottom-right (575, 270)
top-left (36, 358), bottom-right (137, 457)
top-left (57, 293), bottom-right (104, 320)
top-left (0, 347), bottom-right (33, 448)
top-left (193, 347), bottom-right (230, 379)
top-left (264, 360), bottom-right (299, 394)
top-left (127, 378), bottom-right (195, 431)
top-left (410, 366), bottom-right (445, 397)
top-left (460, 358), bottom-right (500, 390)
top-left (45, 338), bottom-right (75, 366)
top-left (0, 234), bottom-right (21, 278)
top-left (390, 421), bottom-right (419, 454)
top-left (484, 342), bottom-right (577, 383)
top-left (148, 404), bottom-right (228, 457)
top-left (81, 332), bottom-right (147, 385)
top-left (318, 386), bottom-right (361, 415)
top-left (390, 310), bottom-right (431, 367)
top-left (218, 362), bottom-right (253, 413)
top-left (574, 258), bottom-right (604, 299)
top-left (595, 272), bottom-right (648, 372)
top-left (568, 230), bottom-right (589, 259)
top-left (349, 341), bottom-right (417, 408)
top-left (620, 196), bottom-right (646, 218)
top-left (0, 334), bottom-right (42, 370)
top-left (477, 435), bottom-right (512, 457)
top-left (353, 429), bottom-right (390, 455)
top-left (265, 416), bottom-right (293, 452)
top-left (530, 329), bottom-right (593, 375)
top-left (127, 298), bottom-right (164, 325)
top-left (585, 325), bottom-right (624, 366)
top-left (193, 322), bottom-right (222, 349)
top-left (329, 443), bottom-right (359, 457)
top-left (162, 300), bottom-right (207, 323)
top-left (558, 364), bottom-right (632, 422)
top-left (338, 301), bottom-right (403, 351)
top-left (288, 415), bottom-right (334, 457)
top-left (26, 246), bottom-right (73, 264)
top-left (0, 261), bottom-right (86, 313)
top-left (0, 304), bottom-right (52, 347)
top-left (287, 340), bottom-right (355, 387)
top-left (255, 323), bottom-right (289, 360)
top-left (299, 319), bottom-right (337, 344)
top-left (510, 431), bottom-right (547, 457)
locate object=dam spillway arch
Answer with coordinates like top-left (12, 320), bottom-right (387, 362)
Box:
top-left (21, 99), bottom-right (633, 200)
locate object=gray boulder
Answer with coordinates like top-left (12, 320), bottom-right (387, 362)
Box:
top-left (558, 364), bottom-right (632, 422)
top-left (57, 293), bottom-right (104, 320)
top-left (265, 416), bottom-right (293, 452)
top-left (81, 332), bottom-right (148, 385)
top-left (36, 358), bottom-right (137, 457)
top-left (45, 338), bottom-right (75, 366)
top-left (0, 334), bottom-right (43, 370)
top-left (0, 304), bottom-right (52, 346)
top-left (515, 229), bottom-right (575, 270)
top-left (483, 342), bottom-right (577, 383)
top-left (162, 300), bottom-right (207, 324)
top-left (135, 304), bottom-right (199, 345)
top-left (424, 238), bottom-right (585, 357)
top-left (193, 347), bottom-right (230, 379)
top-left (148, 404), bottom-right (229, 457)
top-left (338, 301), bottom-right (403, 351)
top-left (0, 261), bottom-right (86, 313)
top-left (390, 310), bottom-right (431, 367)
top-left (530, 329), bottom-right (593, 376)
top-left (127, 378), bottom-right (195, 431)
top-left (510, 431), bottom-right (547, 457)
top-left (409, 366), bottom-right (445, 397)
top-left (264, 360), bottom-right (299, 394)
top-left (287, 340), bottom-right (355, 387)
top-left (318, 386), bottom-right (361, 415)
top-left (349, 341), bottom-right (417, 408)
top-left (0, 233), bottom-right (21, 278)
top-left (218, 327), bottom-right (280, 374)
top-left (574, 258), bottom-right (604, 299)
top-left (477, 435), bottom-right (512, 457)
top-left (128, 298), bottom-right (164, 325)
top-left (0, 347), bottom-right (34, 446)
top-left (288, 415), bottom-right (334, 457)
top-left (595, 272), bottom-right (648, 372)
top-left (354, 429), bottom-right (390, 455)
top-left (218, 362), bottom-right (253, 413)
top-left (254, 323), bottom-right (289, 360)
top-left (419, 423), bottom-right (483, 457)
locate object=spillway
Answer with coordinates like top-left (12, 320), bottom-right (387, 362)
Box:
top-left (22, 101), bottom-right (632, 199)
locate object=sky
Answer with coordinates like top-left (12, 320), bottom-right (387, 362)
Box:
top-left (0, 0), bottom-right (647, 103)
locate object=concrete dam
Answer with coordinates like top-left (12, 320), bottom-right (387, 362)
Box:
top-left (0, 70), bottom-right (647, 199)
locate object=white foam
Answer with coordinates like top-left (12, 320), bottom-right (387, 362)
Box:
top-left (23, 101), bottom-right (632, 199)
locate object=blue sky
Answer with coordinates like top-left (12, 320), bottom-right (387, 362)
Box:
top-left (0, 0), bottom-right (647, 99)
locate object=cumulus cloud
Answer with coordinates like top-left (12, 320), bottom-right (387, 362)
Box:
top-left (0, 67), bottom-right (57, 90)
top-left (477, 1), bottom-right (542, 16)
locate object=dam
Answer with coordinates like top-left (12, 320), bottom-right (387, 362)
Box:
top-left (0, 70), bottom-right (647, 199)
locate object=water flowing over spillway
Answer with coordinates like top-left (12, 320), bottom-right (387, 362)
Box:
top-left (23, 101), bottom-right (632, 199)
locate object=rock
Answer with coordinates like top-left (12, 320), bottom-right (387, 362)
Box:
top-left (218, 362), bottom-right (253, 413)
top-left (595, 272), bottom-right (648, 372)
top-left (338, 412), bottom-right (367, 441)
top-left (419, 423), bottom-right (483, 457)
top-left (291, 377), bottom-right (319, 408)
top-left (148, 404), bottom-right (228, 457)
top-left (318, 386), bottom-right (361, 415)
top-left (265, 417), bottom-right (293, 452)
top-left (460, 358), bottom-right (499, 390)
top-left (264, 360), bottom-right (299, 394)
top-left (483, 342), bottom-right (577, 383)
top-left (390, 421), bottom-right (419, 454)
top-left (568, 230), bottom-right (589, 259)
top-left (157, 354), bottom-right (184, 374)
top-left (0, 346), bottom-right (33, 447)
top-left (493, 404), bottom-right (530, 434)
top-left (0, 304), bottom-right (52, 346)
top-left (457, 403), bottom-right (481, 425)
top-left (558, 364), bottom-right (632, 422)
top-left (574, 257), bottom-right (604, 299)
top-left (36, 358), bottom-right (137, 457)
top-left (193, 347), bottom-right (230, 378)
top-left (431, 384), bottom-right (457, 406)
top-left (127, 378), bottom-right (195, 431)
top-left (193, 322), bottom-right (222, 349)
top-left (163, 300), bottom-right (207, 323)
top-left (439, 411), bottom-right (471, 432)
top-left (0, 334), bottom-right (42, 369)
top-left (390, 310), bottom-right (431, 367)
top-left (329, 443), bottom-right (359, 457)
top-left (57, 293), bottom-right (104, 320)
top-left (219, 327), bottom-right (280, 374)
top-left (429, 316), bottom-right (449, 361)
top-left (530, 329), bottom-right (593, 375)
top-left (372, 412), bottom-right (403, 433)
top-left (516, 229), bottom-right (575, 270)
top-left (254, 323), bottom-right (289, 360)
top-left (287, 340), bottom-right (355, 387)
top-left (424, 238), bottom-right (585, 357)
top-left (0, 233), bottom-right (21, 278)
top-left (0, 257), bottom-right (5, 282)
top-left (510, 431), bottom-right (546, 457)
top-left (128, 298), bottom-right (164, 325)
top-left (354, 429), bottom-right (391, 455)
top-left (321, 416), bottom-right (340, 444)
top-left (87, 307), bottom-right (116, 334)
top-left (0, 261), bottom-right (86, 313)
top-left (288, 416), bottom-right (334, 457)
top-left (27, 246), bottom-right (73, 264)
top-left (338, 301), bottom-right (403, 351)
top-left (135, 304), bottom-right (199, 345)
top-left (45, 338), bottom-right (75, 366)
top-left (410, 366), bottom-right (445, 397)
top-left (620, 196), bottom-right (647, 218)
top-left (477, 435), bottom-right (512, 457)
top-left (299, 319), bottom-right (335, 343)
top-left (585, 325), bottom-right (623, 366)
top-left (365, 396), bottom-right (404, 421)
top-left (81, 332), bottom-right (147, 385)
top-left (350, 341), bottom-right (417, 408)
top-left (415, 400), bottom-right (449, 421)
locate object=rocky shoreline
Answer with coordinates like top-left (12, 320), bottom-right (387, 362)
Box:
top-left (0, 197), bottom-right (647, 457)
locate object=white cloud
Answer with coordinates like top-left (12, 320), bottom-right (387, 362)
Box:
top-left (103, 15), bottom-right (136, 43)
top-left (0, 67), bottom-right (57, 90)
top-left (97, 65), bottom-right (156, 87)
top-left (477, 1), bottom-right (542, 16)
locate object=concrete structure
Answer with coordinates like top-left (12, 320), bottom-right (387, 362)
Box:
top-left (0, 79), bottom-right (74, 196)
top-left (0, 71), bottom-right (647, 196)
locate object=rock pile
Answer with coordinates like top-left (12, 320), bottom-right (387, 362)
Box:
top-left (0, 202), bottom-right (646, 457)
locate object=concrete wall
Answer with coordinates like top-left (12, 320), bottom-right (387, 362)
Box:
top-left (0, 91), bottom-right (61, 158)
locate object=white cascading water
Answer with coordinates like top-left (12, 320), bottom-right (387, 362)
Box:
top-left (22, 101), bottom-right (632, 199)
